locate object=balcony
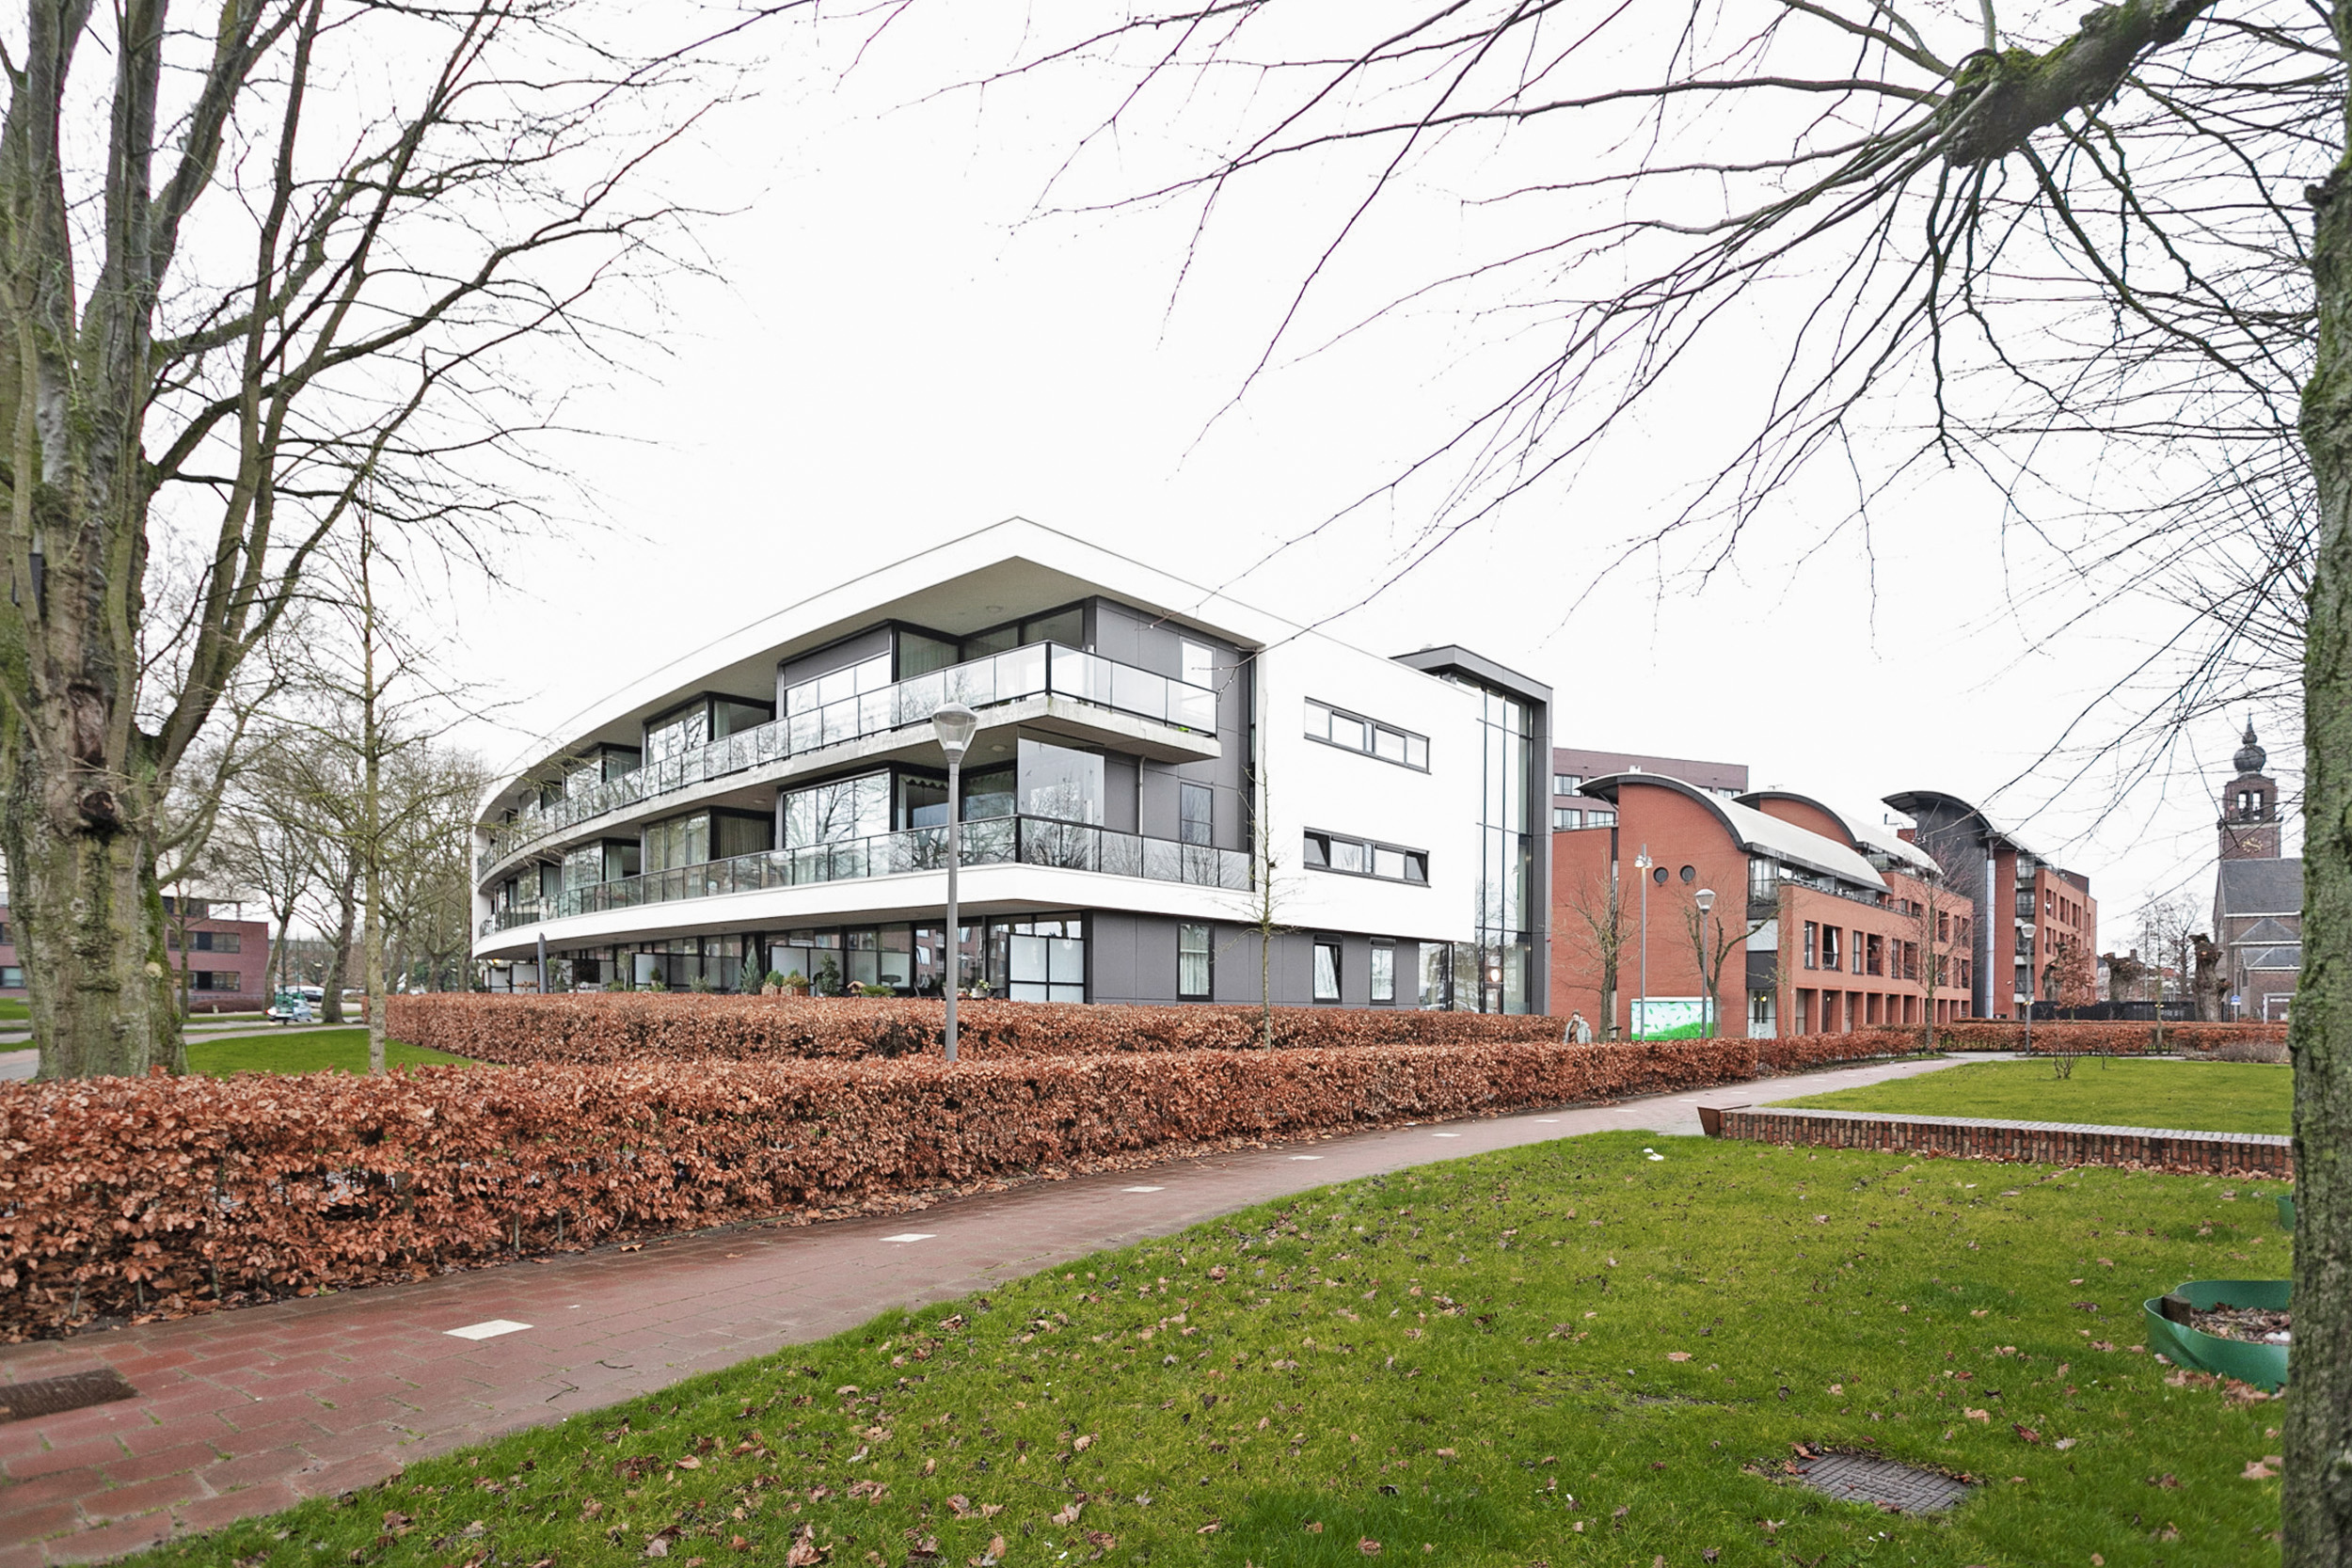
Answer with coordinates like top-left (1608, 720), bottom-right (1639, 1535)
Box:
top-left (481, 814), bottom-right (1254, 936)
top-left (479, 643), bottom-right (1219, 876)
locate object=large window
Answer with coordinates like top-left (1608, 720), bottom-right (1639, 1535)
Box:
top-left (1553, 808), bottom-right (1582, 831)
top-left (1370, 941), bottom-right (1395, 1005)
top-left (1586, 809), bottom-right (1615, 827)
top-left (782, 772), bottom-right (890, 847)
top-left (1312, 938), bottom-right (1342, 1003)
top-left (644, 702), bottom-right (709, 762)
top-left (998, 914), bottom-right (1086, 1003)
top-left (1803, 921), bottom-right (1819, 969)
top-left (642, 812), bottom-right (711, 872)
top-left (1552, 773), bottom-right (1581, 795)
top-left (1019, 739), bottom-right (1105, 824)
top-left (191, 971), bottom-right (238, 992)
top-left (1820, 927), bottom-right (1842, 971)
top-left (1179, 922), bottom-right (1212, 1000)
top-left (1180, 782), bottom-right (1214, 847)
top-left (1749, 857), bottom-right (1778, 901)
top-left (1304, 700), bottom-right (1430, 769)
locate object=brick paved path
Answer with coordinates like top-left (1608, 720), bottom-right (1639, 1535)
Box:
top-left (0, 1053), bottom-right (1980, 1563)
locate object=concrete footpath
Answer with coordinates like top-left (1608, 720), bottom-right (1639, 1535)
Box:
top-left (0, 1053), bottom-right (1978, 1563)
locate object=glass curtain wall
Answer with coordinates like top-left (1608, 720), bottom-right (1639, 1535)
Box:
top-left (1466, 682), bottom-right (1538, 1012)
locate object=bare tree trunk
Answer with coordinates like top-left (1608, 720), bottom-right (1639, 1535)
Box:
top-left (321, 868), bottom-right (358, 1025)
top-left (359, 524), bottom-right (387, 1075)
top-left (2285, 158), bottom-right (2352, 1568)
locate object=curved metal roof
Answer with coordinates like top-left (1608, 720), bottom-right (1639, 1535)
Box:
top-left (1739, 790), bottom-right (1941, 875)
top-left (1579, 773), bottom-right (1887, 891)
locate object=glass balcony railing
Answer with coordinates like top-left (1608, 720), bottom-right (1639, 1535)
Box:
top-left (479, 643), bottom-right (1217, 876)
top-left (480, 814), bottom-right (1254, 935)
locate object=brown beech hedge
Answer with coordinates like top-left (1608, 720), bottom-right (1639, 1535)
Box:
top-left (384, 993), bottom-right (1568, 1066)
top-left (2, 1038), bottom-right (1767, 1340)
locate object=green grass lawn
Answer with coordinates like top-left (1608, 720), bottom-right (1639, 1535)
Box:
top-left (183, 1027), bottom-right (471, 1075)
top-left (123, 1131), bottom-right (2287, 1568)
top-left (1771, 1057), bottom-right (2291, 1136)
top-left (0, 997), bottom-right (27, 1022)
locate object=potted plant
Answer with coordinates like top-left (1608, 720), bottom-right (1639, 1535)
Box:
top-left (814, 956), bottom-right (843, 997)
top-left (759, 969), bottom-right (790, 996)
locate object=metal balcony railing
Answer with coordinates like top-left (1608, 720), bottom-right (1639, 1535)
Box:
top-left (478, 643), bottom-right (1218, 877)
top-left (478, 814), bottom-right (1254, 936)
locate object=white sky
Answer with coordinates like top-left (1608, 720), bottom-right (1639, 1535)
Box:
top-left (421, 4), bottom-right (2296, 941)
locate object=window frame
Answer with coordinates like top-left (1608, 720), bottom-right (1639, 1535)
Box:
top-left (1302, 698), bottom-right (1432, 772)
top-left (1178, 921), bottom-right (1213, 1001)
top-left (1302, 830), bottom-right (1431, 885)
top-left (1311, 937), bottom-right (1343, 1004)
top-left (1369, 939), bottom-right (1396, 1005)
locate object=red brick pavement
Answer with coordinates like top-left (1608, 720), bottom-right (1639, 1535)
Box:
top-left (0, 1053), bottom-right (1979, 1562)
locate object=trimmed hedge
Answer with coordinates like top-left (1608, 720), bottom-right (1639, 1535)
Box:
top-left (0, 1038), bottom-right (1751, 1340)
top-left (384, 993), bottom-right (1566, 1066)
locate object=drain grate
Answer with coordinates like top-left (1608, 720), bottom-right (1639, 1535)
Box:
top-left (0, 1368), bottom-right (137, 1425)
top-left (1796, 1450), bottom-right (1975, 1513)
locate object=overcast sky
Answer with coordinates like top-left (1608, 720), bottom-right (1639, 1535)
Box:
top-left (421, 3), bottom-right (2295, 940)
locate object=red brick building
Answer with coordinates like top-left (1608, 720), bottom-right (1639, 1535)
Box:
top-left (1551, 774), bottom-right (1977, 1038)
top-left (0, 896), bottom-right (272, 1011)
top-left (1883, 791), bottom-right (2098, 1018)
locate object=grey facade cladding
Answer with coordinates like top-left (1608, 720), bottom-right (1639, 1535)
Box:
top-left (1086, 910), bottom-right (1428, 1008)
top-left (1095, 599), bottom-right (1253, 854)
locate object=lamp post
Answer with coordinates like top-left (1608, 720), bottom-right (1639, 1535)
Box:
top-left (931, 703), bottom-right (979, 1063)
top-left (1633, 847), bottom-right (1652, 1040)
top-left (1693, 888), bottom-right (1716, 1038)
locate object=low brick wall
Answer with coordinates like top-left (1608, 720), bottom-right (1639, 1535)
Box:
top-left (1709, 1105), bottom-right (2292, 1178)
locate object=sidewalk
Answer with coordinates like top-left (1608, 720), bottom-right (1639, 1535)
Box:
top-left (0, 1052), bottom-right (1977, 1563)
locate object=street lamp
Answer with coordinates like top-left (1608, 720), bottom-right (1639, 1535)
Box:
top-left (1633, 847), bottom-right (1652, 1040)
top-left (931, 703), bottom-right (979, 1063)
top-left (1693, 888), bottom-right (1716, 1038)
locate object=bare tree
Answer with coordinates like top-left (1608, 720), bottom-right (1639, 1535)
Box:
top-left (1, 1), bottom-right (774, 1080)
top-left (1556, 866), bottom-right (1627, 1041)
top-left (1679, 889), bottom-right (1758, 1040)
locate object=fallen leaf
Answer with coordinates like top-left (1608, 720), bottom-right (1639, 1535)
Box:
top-left (1306, 1523), bottom-right (1325, 1534)
top-left (1964, 1408), bottom-right (1992, 1422)
top-left (1667, 1352), bottom-right (1692, 1362)
top-left (1073, 1433), bottom-right (1096, 1452)
top-left (675, 1456), bottom-right (702, 1471)
top-left (2246, 1461), bottom-right (2279, 1480)
top-left (1359, 1538), bottom-right (1383, 1556)
top-left (1085, 1531), bottom-right (1116, 1550)
top-left (1813, 1215), bottom-right (1829, 1224)
top-left (1197, 1522), bottom-right (1221, 1535)
top-left (730, 1539), bottom-right (751, 1554)
top-left (1052, 1502), bottom-right (1085, 1527)
top-left (645, 1542), bottom-right (670, 1560)
top-left (786, 1526), bottom-right (825, 1568)
top-left (2015, 1425), bottom-right (2041, 1444)
top-left (2055, 1438), bottom-right (2076, 1450)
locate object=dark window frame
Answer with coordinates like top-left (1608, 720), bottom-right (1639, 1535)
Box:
top-left (1311, 936), bottom-right (1343, 1004)
top-left (1302, 698), bottom-right (1432, 772)
top-left (1302, 829), bottom-right (1430, 885)
top-left (1178, 921), bottom-right (1213, 1001)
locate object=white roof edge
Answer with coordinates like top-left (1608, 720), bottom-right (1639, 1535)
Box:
top-left (477, 516), bottom-right (1495, 816)
top-left (1589, 774), bottom-right (1887, 891)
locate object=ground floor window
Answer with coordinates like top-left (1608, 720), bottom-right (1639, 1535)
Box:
top-left (190, 970), bottom-right (239, 992)
top-left (1312, 937), bottom-right (1342, 1002)
top-left (746, 913), bottom-right (1082, 1000)
top-left (1748, 990), bottom-right (1775, 1037)
top-left (1178, 922), bottom-right (1211, 1000)
top-left (998, 914), bottom-right (1086, 1003)
top-left (1370, 940), bottom-right (1395, 1004)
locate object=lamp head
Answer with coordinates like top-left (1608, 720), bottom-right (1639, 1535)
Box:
top-left (1694, 888), bottom-right (1716, 914)
top-left (931, 703), bottom-right (979, 763)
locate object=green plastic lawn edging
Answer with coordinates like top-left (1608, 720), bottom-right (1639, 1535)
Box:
top-left (2140, 1277), bottom-right (2289, 1392)
top-left (2280, 1194), bottom-right (2296, 1230)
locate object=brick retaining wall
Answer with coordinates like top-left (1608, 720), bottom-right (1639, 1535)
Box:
top-left (1710, 1105), bottom-right (2292, 1178)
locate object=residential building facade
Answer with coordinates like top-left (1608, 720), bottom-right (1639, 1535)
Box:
top-left (1549, 774), bottom-right (1973, 1038)
top-left (471, 521), bottom-right (1552, 1011)
top-left (1883, 791), bottom-right (2098, 1020)
top-left (2213, 723), bottom-right (2300, 1022)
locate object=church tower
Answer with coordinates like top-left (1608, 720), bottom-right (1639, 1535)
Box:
top-left (2219, 722), bottom-right (2281, 862)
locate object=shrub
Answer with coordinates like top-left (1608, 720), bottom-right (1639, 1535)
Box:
top-left (2209, 1037), bottom-right (2291, 1064)
top-left (384, 994), bottom-right (1569, 1068)
top-left (0, 1037), bottom-right (1758, 1339)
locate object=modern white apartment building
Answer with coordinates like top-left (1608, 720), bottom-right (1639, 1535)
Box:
top-left (472, 520), bottom-right (1551, 1011)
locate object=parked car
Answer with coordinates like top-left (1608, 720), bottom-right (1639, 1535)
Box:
top-left (266, 986), bottom-right (325, 1023)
